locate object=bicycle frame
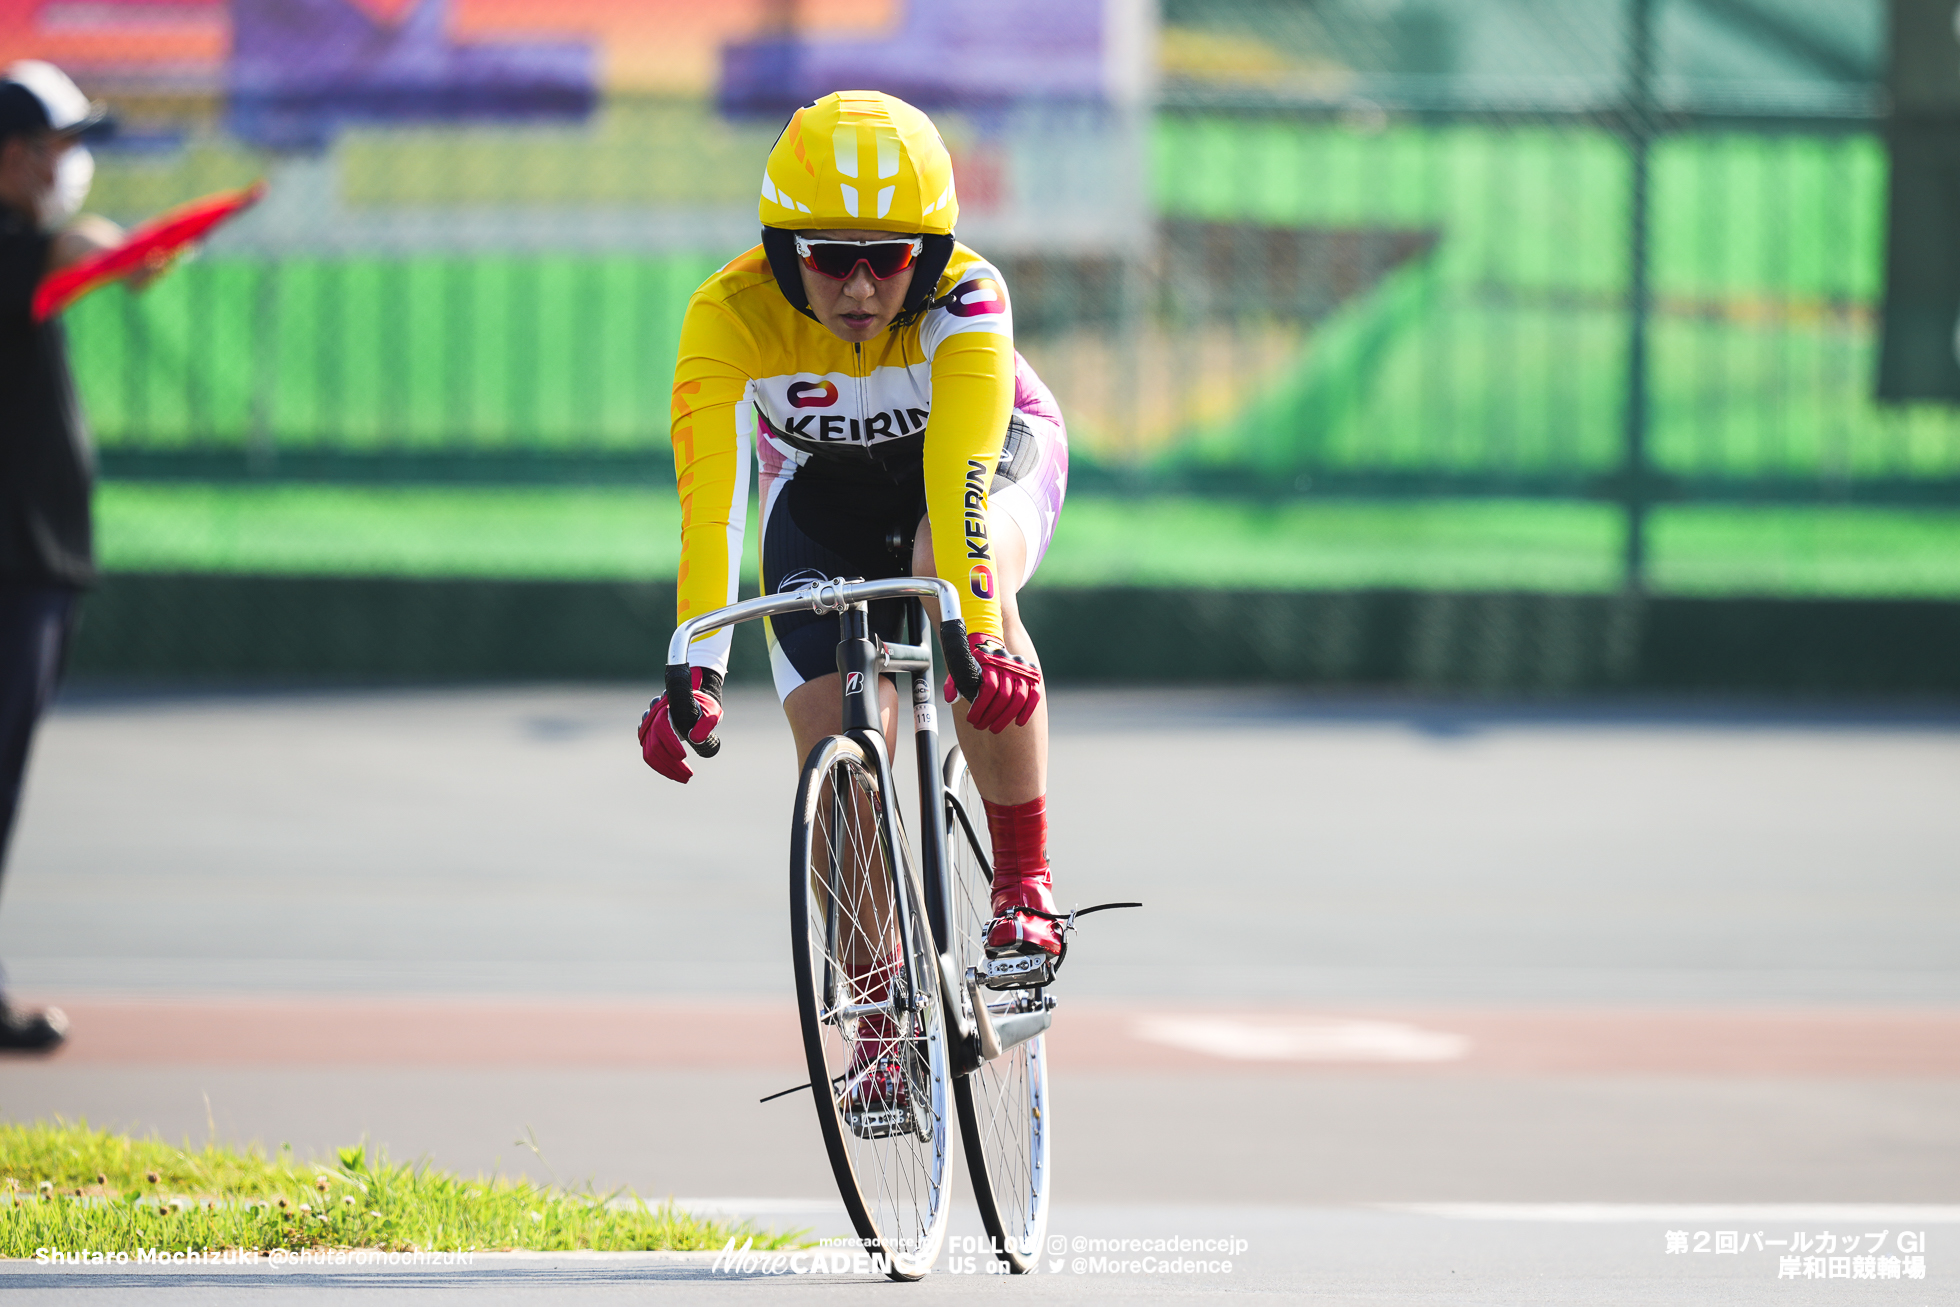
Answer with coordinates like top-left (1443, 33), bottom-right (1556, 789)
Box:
top-left (672, 577), bottom-right (1052, 1274)
top-left (665, 575), bottom-right (979, 963)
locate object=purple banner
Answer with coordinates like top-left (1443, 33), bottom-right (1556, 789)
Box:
top-left (721, 0), bottom-right (1111, 115)
top-left (228, 0), bottom-right (595, 149)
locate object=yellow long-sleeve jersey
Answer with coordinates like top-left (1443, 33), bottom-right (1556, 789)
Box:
top-left (670, 241), bottom-right (1016, 673)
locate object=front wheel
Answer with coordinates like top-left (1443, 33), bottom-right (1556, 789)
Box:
top-left (790, 733), bottom-right (950, 1280)
top-left (944, 745), bottom-right (1050, 1273)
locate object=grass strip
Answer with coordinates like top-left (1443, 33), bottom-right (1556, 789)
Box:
top-left (0, 1119), bottom-right (798, 1258)
top-left (1038, 496), bottom-right (1626, 591)
top-left (95, 483), bottom-right (686, 581)
top-left (94, 485), bottom-right (1629, 589)
top-left (92, 483), bottom-right (1960, 596)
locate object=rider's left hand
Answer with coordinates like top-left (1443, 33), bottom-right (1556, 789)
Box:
top-left (943, 633), bottom-right (1041, 733)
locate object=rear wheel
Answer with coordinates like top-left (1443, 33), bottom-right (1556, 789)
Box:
top-left (943, 745), bottom-right (1050, 1273)
top-left (790, 733), bottom-right (950, 1280)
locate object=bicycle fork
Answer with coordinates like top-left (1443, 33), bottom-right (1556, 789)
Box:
top-left (835, 600), bottom-right (932, 1036)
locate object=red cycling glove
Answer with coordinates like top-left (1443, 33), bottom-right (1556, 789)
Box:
top-left (639, 668), bottom-right (723, 783)
top-left (943, 633), bottom-right (1042, 733)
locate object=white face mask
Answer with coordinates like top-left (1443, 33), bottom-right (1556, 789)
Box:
top-left (39, 142), bottom-right (91, 226)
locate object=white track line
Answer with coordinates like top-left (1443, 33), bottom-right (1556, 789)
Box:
top-left (1134, 1016), bottom-right (1471, 1063)
top-left (1381, 1203), bottom-right (1960, 1223)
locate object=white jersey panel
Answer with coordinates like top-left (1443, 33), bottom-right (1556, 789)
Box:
top-left (750, 361), bottom-right (933, 458)
top-left (918, 258), bottom-right (1012, 357)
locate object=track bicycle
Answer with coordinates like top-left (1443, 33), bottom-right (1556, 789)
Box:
top-left (664, 576), bottom-right (1053, 1280)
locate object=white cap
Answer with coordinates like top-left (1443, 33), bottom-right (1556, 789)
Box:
top-left (1, 60), bottom-right (110, 137)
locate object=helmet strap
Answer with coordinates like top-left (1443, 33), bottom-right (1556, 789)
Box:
top-left (888, 234), bottom-right (955, 330)
top-left (761, 227), bottom-right (819, 321)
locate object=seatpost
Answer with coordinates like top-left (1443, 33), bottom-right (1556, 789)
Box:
top-left (837, 602), bottom-right (880, 735)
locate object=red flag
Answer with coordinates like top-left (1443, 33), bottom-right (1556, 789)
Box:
top-left (31, 181), bottom-right (267, 322)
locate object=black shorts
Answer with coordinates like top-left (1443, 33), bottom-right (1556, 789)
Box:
top-left (760, 455), bottom-right (927, 694)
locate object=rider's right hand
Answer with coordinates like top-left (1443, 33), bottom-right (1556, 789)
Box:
top-left (639, 668), bottom-right (724, 784)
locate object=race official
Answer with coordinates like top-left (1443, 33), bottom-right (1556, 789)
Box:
top-left (0, 61), bottom-right (133, 1051)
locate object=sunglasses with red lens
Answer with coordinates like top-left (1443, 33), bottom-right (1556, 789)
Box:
top-left (795, 236), bottom-right (924, 281)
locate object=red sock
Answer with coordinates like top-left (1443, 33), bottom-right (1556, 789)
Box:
top-left (983, 796), bottom-right (1048, 881)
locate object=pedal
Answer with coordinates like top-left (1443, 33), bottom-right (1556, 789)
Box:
top-left (977, 950), bottom-right (1055, 990)
top-left (977, 901), bottom-right (1141, 993)
top-left (845, 1106), bottom-right (912, 1140)
top-left (844, 1090), bottom-right (933, 1141)
top-left (842, 1041), bottom-right (933, 1140)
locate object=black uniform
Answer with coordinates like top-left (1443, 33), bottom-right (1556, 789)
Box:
top-left (0, 198), bottom-right (90, 907)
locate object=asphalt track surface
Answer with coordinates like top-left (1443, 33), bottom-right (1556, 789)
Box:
top-left (2, 685), bottom-right (1957, 1303)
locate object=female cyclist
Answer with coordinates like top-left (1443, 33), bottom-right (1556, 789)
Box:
top-left (638, 91), bottom-right (1070, 994)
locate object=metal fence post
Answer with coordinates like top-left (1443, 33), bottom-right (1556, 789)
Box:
top-left (1621, 0), bottom-right (1656, 591)
top-left (247, 259), bottom-right (280, 477)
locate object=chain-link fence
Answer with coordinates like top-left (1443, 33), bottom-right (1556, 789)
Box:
top-left (17, 0), bottom-right (1958, 592)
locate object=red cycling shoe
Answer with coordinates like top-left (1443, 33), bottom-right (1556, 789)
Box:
top-left (845, 1011), bottom-right (906, 1101)
top-left (983, 867), bottom-right (1063, 988)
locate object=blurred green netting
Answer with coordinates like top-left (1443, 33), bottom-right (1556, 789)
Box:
top-left (1148, 122), bottom-right (1938, 482)
top-left (69, 123), bottom-right (1959, 488)
top-left (47, 0), bottom-right (1960, 600)
top-left (70, 255), bottom-right (721, 450)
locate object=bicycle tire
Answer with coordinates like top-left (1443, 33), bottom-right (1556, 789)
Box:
top-left (790, 733), bottom-right (950, 1280)
top-left (943, 745), bottom-right (1050, 1273)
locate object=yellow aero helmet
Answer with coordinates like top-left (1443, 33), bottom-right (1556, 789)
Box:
top-left (760, 91), bottom-right (957, 236)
